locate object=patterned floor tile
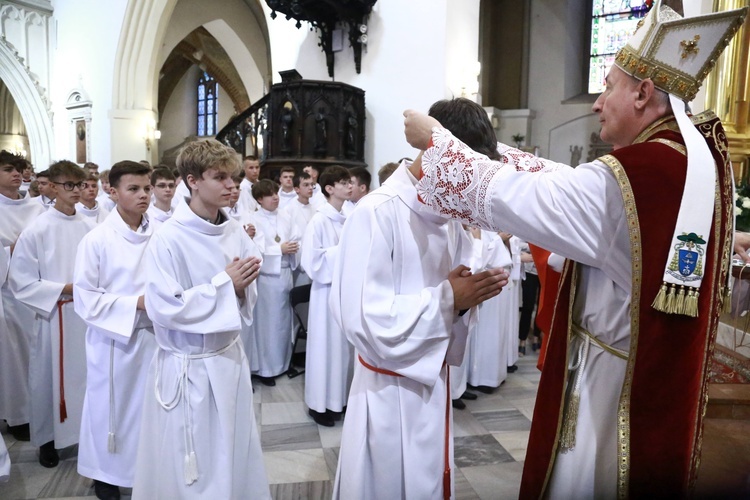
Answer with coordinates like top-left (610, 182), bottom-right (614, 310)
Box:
top-left (263, 449), bottom-right (330, 484)
top-left (453, 434), bottom-right (514, 468)
top-left (472, 408), bottom-right (532, 433)
top-left (269, 479), bottom-right (332, 499)
top-left (461, 461), bottom-right (525, 500)
top-left (261, 422), bottom-right (321, 452)
top-left (492, 431), bottom-right (530, 462)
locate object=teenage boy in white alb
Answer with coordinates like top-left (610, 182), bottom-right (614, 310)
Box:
top-left (74, 161), bottom-right (158, 500)
top-left (146, 166), bottom-right (176, 231)
top-left (132, 139), bottom-right (269, 499)
top-left (247, 179), bottom-right (299, 385)
top-left (342, 166), bottom-right (370, 216)
top-left (34, 169), bottom-right (56, 209)
top-left (277, 166), bottom-right (297, 210)
top-left (301, 165), bottom-right (354, 427)
top-left (330, 99), bottom-right (507, 499)
top-left (237, 155), bottom-right (260, 213)
top-left (76, 172), bottom-right (110, 223)
top-left (0, 150), bottom-right (44, 443)
top-left (9, 160), bottom-right (94, 468)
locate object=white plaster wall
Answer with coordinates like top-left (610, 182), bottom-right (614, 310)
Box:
top-left (263, 0), bottom-right (462, 172)
top-left (445, 0), bottom-right (480, 100)
top-left (217, 82), bottom-right (234, 129)
top-left (51, 0), bottom-right (128, 165)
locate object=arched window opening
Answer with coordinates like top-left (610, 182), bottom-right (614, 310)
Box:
top-left (197, 71), bottom-right (218, 137)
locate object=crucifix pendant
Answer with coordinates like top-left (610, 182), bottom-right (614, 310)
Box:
top-left (274, 234), bottom-right (281, 243)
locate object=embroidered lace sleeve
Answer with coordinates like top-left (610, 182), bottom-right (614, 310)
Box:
top-left (416, 128), bottom-right (564, 229)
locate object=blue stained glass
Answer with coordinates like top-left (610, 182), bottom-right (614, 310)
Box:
top-left (198, 120), bottom-right (205, 137)
top-left (198, 85), bottom-right (205, 100)
top-left (207, 100), bottom-right (213, 114)
top-left (588, 0), bottom-right (651, 94)
top-left (207, 118), bottom-right (214, 136)
top-left (198, 101), bottom-right (205, 115)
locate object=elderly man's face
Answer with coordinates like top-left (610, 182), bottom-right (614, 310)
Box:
top-left (592, 66), bottom-right (641, 151)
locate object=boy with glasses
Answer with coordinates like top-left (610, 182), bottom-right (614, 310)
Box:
top-left (9, 160), bottom-right (93, 468)
top-left (147, 167), bottom-right (176, 231)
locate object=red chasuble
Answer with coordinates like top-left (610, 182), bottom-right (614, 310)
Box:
top-left (520, 113), bottom-right (734, 499)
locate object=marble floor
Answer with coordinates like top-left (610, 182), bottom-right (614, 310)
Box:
top-left (0, 352), bottom-right (541, 500)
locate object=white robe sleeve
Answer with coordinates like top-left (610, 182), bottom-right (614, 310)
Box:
top-left (416, 128), bottom-right (629, 287)
top-left (330, 203), bottom-right (456, 386)
top-left (9, 229), bottom-right (64, 317)
top-left (73, 234), bottom-right (141, 344)
top-left (301, 217), bottom-right (339, 285)
top-left (238, 235), bottom-right (262, 326)
top-left (144, 233), bottom-right (243, 334)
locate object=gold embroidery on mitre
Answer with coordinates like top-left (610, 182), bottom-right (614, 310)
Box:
top-left (680, 34), bottom-right (701, 59)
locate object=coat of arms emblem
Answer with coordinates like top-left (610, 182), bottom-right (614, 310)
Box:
top-left (667, 232), bottom-right (705, 282)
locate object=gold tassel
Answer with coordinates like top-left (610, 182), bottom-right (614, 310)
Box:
top-left (684, 289), bottom-right (699, 318)
top-left (559, 391), bottom-right (580, 452)
top-left (652, 283), bottom-right (669, 312)
top-left (665, 284), bottom-right (677, 314)
top-left (674, 286), bottom-right (686, 315)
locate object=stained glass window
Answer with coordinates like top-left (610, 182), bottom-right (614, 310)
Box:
top-left (197, 71), bottom-right (218, 137)
top-left (588, 0), bottom-right (653, 94)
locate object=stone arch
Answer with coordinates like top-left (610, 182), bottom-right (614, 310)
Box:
top-left (0, 37), bottom-right (53, 167)
top-left (111, 0), bottom-right (271, 162)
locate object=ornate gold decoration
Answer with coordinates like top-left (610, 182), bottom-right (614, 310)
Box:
top-left (680, 34), bottom-right (701, 59)
top-left (598, 154), bottom-right (642, 499)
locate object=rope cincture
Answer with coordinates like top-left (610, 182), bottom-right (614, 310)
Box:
top-left (57, 299), bottom-right (74, 423)
top-left (560, 325), bottom-right (629, 452)
top-left (155, 336), bottom-right (239, 485)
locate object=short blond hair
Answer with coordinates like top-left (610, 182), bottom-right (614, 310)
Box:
top-left (177, 139), bottom-right (240, 191)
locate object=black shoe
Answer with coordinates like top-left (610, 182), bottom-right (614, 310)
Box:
top-left (474, 385), bottom-right (496, 394)
top-left (326, 406), bottom-right (347, 421)
top-left (308, 408), bottom-right (335, 427)
top-left (532, 341), bottom-right (540, 352)
top-left (39, 441), bottom-right (59, 468)
top-left (93, 480), bottom-right (121, 500)
top-left (507, 364), bottom-right (518, 373)
top-left (7, 423), bottom-right (30, 441)
top-left (452, 399), bottom-right (466, 410)
top-left (460, 391), bottom-right (478, 400)
top-left (518, 345), bottom-right (526, 356)
top-left (256, 376), bottom-right (276, 387)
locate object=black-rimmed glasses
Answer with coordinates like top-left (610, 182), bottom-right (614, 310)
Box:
top-left (52, 181), bottom-right (85, 191)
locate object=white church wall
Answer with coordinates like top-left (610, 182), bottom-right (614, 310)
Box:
top-left (217, 82), bottom-right (234, 130)
top-left (51, 0), bottom-right (128, 165)
top-left (263, 0), bottom-right (475, 172)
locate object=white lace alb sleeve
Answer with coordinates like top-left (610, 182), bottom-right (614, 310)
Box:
top-left (416, 128), bottom-right (564, 229)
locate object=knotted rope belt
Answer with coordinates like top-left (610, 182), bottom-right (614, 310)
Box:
top-left (559, 324), bottom-right (629, 451)
top-left (56, 299), bottom-right (74, 423)
top-left (358, 355), bottom-right (452, 500)
top-left (155, 335), bottom-right (240, 485)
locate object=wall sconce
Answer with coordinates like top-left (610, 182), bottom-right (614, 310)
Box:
top-left (143, 119), bottom-right (161, 152)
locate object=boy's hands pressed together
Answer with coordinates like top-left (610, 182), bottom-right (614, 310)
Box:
top-left (226, 256), bottom-right (261, 298)
top-left (448, 265), bottom-right (507, 312)
top-left (281, 241), bottom-right (299, 255)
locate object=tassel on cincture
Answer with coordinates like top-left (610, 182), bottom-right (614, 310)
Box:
top-left (184, 452), bottom-right (198, 485)
top-left (559, 391), bottom-right (580, 452)
top-left (108, 432), bottom-right (116, 453)
top-left (59, 401), bottom-right (67, 423)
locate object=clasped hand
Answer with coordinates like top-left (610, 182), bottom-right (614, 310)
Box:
top-left (449, 265), bottom-right (507, 312)
top-left (226, 256), bottom-right (261, 298)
